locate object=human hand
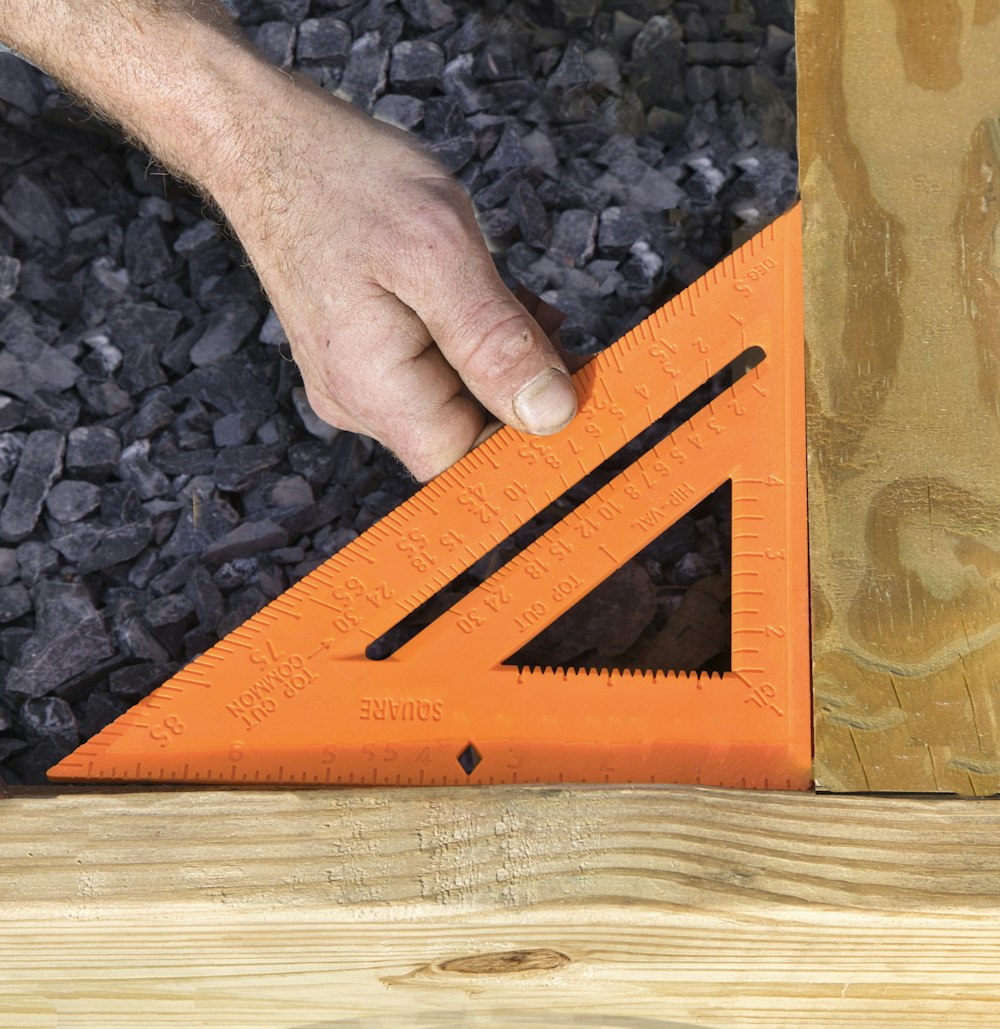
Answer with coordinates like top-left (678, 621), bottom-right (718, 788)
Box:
top-left (211, 81), bottom-right (578, 480)
top-left (0, 1), bottom-right (577, 480)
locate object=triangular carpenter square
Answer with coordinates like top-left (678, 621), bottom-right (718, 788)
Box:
top-left (49, 205), bottom-right (811, 789)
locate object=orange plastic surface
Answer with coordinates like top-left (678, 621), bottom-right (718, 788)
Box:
top-left (49, 205), bottom-right (811, 788)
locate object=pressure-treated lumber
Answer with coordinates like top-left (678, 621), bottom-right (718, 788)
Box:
top-left (800, 0), bottom-right (1000, 794)
top-left (4, 785), bottom-right (1000, 1026)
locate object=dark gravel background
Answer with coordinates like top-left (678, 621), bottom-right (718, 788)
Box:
top-left (0, 0), bottom-right (797, 785)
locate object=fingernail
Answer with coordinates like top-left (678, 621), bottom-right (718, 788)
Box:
top-left (513, 368), bottom-right (577, 434)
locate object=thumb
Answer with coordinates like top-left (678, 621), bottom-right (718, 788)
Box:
top-left (393, 232), bottom-right (578, 436)
top-left (429, 284), bottom-right (579, 435)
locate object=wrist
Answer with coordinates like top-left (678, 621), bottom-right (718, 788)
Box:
top-left (200, 66), bottom-right (375, 255)
top-left (112, 12), bottom-right (281, 203)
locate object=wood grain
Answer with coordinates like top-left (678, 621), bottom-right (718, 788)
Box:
top-left (4, 785), bottom-right (1000, 1026)
top-left (800, 0), bottom-right (1000, 793)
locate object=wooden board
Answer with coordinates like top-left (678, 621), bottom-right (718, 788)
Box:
top-left (4, 785), bottom-right (1000, 1026)
top-left (800, 0), bottom-right (1000, 794)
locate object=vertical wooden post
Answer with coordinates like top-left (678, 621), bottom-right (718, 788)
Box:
top-left (800, 0), bottom-right (1000, 793)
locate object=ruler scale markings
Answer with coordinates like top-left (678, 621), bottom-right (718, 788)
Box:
top-left (410, 372), bottom-right (770, 667)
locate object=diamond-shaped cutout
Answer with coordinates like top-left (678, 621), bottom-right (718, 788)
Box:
top-left (457, 742), bottom-right (482, 775)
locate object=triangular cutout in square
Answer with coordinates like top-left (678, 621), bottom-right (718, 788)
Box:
top-left (505, 481), bottom-right (732, 676)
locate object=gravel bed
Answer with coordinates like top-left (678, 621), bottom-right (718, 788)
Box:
top-left (0, 0), bottom-right (797, 785)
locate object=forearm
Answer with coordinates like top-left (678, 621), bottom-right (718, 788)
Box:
top-left (0, 0), bottom-right (276, 199)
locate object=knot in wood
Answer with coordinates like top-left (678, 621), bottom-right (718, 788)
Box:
top-left (437, 949), bottom-right (570, 975)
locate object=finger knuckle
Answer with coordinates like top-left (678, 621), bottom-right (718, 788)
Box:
top-left (403, 185), bottom-right (477, 258)
top-left (420, 173), bottom-right (475, 216)
top-left (376, 388), bottom-right (479, 481)
top-left (301, 384), bottom-right (352, 429)
top-left (459, 306), bottom-right (542, 383)
top-left (422, 210), bottom-right (474, 259)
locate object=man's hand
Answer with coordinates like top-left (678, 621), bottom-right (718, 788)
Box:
top-left (215, 88), bottom-right (577, 480)
top-left (0, 1), bottom-right (578, 480)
